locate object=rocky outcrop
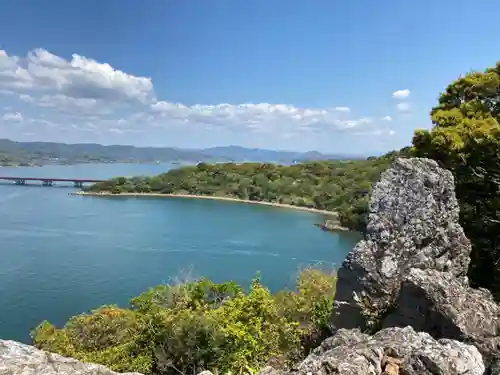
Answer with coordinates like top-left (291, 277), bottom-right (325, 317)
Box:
top-left (316, 219), bottom-right (349, 232)
top-left (383, 268), bottom-right (500, 362)
top-left (331, 158), bottom-right (472, 332)
top-left (259, 157), bottom-right (500, 375)
top-left (0, 339), bottom-right (143, 375)
top-left (298, 326), bottom-right (484, 375)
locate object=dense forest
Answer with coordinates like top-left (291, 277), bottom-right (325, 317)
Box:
top-left (87, 153), bottom-right (405, 230)
top-left (34, 61), bottom-right (500, 375)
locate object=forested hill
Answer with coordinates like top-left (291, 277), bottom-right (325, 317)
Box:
top-left (0, 139), bottom-right (362, 166)
top-left (87, 152), bottom-right (406, 230)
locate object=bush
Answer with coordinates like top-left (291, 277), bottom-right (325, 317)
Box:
top-left (32, 306), bottom-right (153, 373)
top-left (32, 270), bottom-right (335, 375)
top-left (275, 267), bottom-right (336, 353)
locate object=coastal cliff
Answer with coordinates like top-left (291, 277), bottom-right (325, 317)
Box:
top-left (2, 157), bottom-right (500, 375)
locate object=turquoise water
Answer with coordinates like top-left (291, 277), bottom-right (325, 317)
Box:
top-left (0, 163), bottom-right (360, 343)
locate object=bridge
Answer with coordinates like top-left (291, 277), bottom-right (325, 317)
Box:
top-left (0, 176), bottom-right (106, 188)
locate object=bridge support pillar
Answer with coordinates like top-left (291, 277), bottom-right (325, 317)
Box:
top-left (42, 180), bottom-right (54, 187)
top-left (14, 179), bottom-right (25, 185)
top-left (73, 181), bottom-right (83, 188)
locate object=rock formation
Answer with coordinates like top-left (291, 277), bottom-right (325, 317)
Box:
top-left (298, 326), bottom-right (484, 375)
top-left (383, 268), bottom-right (500, 362)
top-left (259, 157), bottom-right (500, 375)
top-left (0, 339), bottom-right (143, 375)
top-left (331, 157), bottom-right (471, 332)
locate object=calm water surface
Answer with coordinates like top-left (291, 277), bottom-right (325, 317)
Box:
top-left (0, 163), bottom-right (360, 342)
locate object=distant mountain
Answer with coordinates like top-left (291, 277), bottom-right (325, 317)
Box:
top-left (0, 139), bottom-right (215, 166)
top-left (201, 145), bottom-right (365, 163)
top-left (0, 139), bottom-right (367, 166)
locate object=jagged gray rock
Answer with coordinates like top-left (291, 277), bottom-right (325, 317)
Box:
top-left (331, 158), bottom-right (472, 332)
top-left (254, 157), bottom-right (500, 375)
top-left (309, 328), bottom-right (370, 357)
top-left (296, 326), bottom-right (484, 375)
top-left (257, 367), bottom-right (287, 375)
top-left (383, 268), bottom-right (500, 362)
top-left (0, 339), bottom-right (143, 375)
top-left (257, 158), bottom-right (493, 375)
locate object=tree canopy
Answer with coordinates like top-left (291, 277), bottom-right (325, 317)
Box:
top-left (413, 61), bottom-right (500, 298)
top-left (87, 157), bottom-right (401, 231)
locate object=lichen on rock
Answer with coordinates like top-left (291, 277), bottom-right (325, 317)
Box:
top-left (383, 267), bottom-right (500, 362)
top-left (297, 326), bottom-right (484, 375)
top-left (331, 158), bottom-right (472, 333)
top-left (259, 157), bottom-right (500, 375)
top-left (0, 339), bottom-right (143, 375)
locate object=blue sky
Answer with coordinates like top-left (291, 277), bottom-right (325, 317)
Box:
top-left (0, 0), bottom-right (499, 154)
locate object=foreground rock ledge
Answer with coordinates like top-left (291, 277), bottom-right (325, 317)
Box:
top-left (0, 339), bottom-right (143, 375)
top-left (298, 326), bottom-right (484, 375)
top-left (383, 268), bottom-right (500, 362)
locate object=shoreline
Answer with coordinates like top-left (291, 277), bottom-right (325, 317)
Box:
top-left (72, 191), bottom-right (348, 229)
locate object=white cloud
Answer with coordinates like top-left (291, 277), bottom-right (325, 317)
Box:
top-left (149, 101), bottom-right (373, 133)
top-left (0, 47), bottom-right (398, 150)
top-left (0, 48), bottom-right (154, 103)
top-left (396, 102), bottom-right (410, 112)
top-left (353, 128), bottom-right (395, 136)
top-left (26, 118), bottom-right (58, 127)
top-left (19, 94), bottom-right (33, 102)
top-left (392, 89), bottom-right (410, 99)
top-left (334, 106), bottom-right (350, 112)
top-left (2, 112), bottom-right (23, 122)
top-left (381, 115), bottom-right (392, 121)
top-left (37, 94), bottom-right (110, 115)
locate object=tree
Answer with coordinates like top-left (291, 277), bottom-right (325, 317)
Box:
top-left (412, 61), bottom-right (500, 299)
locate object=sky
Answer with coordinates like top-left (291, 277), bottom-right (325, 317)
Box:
top-left (1, 0), bottom-right (500, 154)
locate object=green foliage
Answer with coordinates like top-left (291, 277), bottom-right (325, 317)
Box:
top-left (412, 61), bottom-right (500, 299)
top-left (31, 269), bottom-right (336, 375)
top-left (88, 158), bottom-right (398, 231)
top-left (32, 306), bottom-right (153, 373)
top-left (130, 278), bottom-right (243, 313)
top-left (274, 267), bottom-right (336, 353)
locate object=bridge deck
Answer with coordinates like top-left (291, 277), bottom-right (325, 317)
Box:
top-left (0, 177), bottom-right (105, 183)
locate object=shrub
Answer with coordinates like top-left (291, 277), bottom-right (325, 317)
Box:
top-left (275, 267), bottom-right (336, 353)
top-left (32, 306), bottom-right (153, 374)
top-left (31, 269), bottom-right (336, 375)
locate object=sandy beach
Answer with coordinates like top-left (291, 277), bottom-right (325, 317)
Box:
top-left (72, 191), bottom-right (340, 217)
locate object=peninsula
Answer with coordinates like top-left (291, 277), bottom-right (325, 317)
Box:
top-left (82, 154), bottom-right (403, 231)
